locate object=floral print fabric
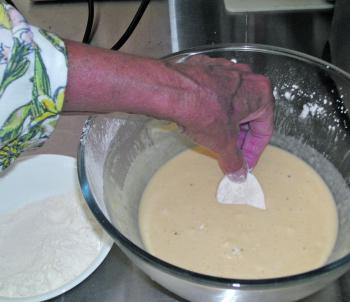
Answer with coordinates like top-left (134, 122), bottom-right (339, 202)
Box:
top-left (0, 3), bottom-right (67, 171)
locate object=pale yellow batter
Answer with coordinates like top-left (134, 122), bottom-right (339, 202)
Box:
top-left (139, 145), bottom-right (338, 279)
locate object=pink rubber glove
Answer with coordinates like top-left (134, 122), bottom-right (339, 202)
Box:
top-left (166, 55), bottom-right (274, 180)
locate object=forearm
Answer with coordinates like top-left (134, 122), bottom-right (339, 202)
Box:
top-left (64, 40), bottom-right (196, 123)
top-left (63, 40), bottom-right (273, 176)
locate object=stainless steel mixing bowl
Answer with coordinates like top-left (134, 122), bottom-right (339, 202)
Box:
top-left (77, 44), bottom-right (350, 302)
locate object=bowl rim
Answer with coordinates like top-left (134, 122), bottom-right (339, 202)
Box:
top-left (77, 43), bottom-right (350, 289)
top-left (163, 43), bottom-right (350, 79)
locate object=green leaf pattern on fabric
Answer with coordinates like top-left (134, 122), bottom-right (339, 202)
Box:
top-left (0, 38), bottom-right (31, 97)
top-left (0, 3), bottom-right (67, 171)
top-left (0, 102), bottom-right (32, 142)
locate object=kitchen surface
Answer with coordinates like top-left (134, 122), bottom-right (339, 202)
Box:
top-left (6, 0), bottom-right (350, 301)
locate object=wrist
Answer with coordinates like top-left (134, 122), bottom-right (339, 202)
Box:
top-left (155, 62), bottom-right (201, 126)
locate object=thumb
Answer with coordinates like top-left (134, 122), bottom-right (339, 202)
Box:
top-left (218, 145), bottom-right (248, 182)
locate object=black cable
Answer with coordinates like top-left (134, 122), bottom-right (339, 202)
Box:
top-left (5, 0), bottom-right (149, 50)
top-left (6, 0), bottom-right (94, 44)
top-left (111, 0), bottom-right (151, 51)
top-left (82, 0), bottom-right (94, 44)
top-left (5, 0), bottom-right (17, 10)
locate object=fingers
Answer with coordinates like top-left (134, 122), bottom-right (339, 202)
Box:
top-left (242, 105), bottom-right (274, 169)
top-left (175, 55), bottom-right (274, 176)
top-left (231, 64), bottom-right (252, 73)
top-left (218, 142), bottom-right (248, 181)
top-left (186, 55), bottom-right (252, 73)
top-left (237, 123), bottom-right (249, 149)
top-left (186, 55), bottom-right (231, 66)
top-left (240, 76), bottom-right (274, 168)
top-left (227, 71), bottom-right (273, 169)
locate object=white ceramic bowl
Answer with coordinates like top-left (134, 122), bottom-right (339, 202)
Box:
top-left (0, 155), bottom-right (112, 302)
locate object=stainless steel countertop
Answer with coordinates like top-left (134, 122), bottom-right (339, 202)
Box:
top-left (10, 1), bottom-right (350, 301)
top-left (48, 245), bottom-right (350, 302)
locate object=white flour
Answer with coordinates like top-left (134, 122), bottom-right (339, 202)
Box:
top-left (0, 192), bottom-right (105, 298)
top-left (299, 103), bottom-right (326, 119)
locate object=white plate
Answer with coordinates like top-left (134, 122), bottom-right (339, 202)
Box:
top-left (0, 155), bottom-right (113, 302)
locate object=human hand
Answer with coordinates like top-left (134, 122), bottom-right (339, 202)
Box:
top-left (166, 55), bottom-right (274, 180)
top-left (64, 42), bottom-right (273, 180)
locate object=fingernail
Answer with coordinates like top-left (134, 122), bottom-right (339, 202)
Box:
top-left (227, 159), bottom-right (248, 183)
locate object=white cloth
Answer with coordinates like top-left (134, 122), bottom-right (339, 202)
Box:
top-left (216, 173), bottom-right (266, 209)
